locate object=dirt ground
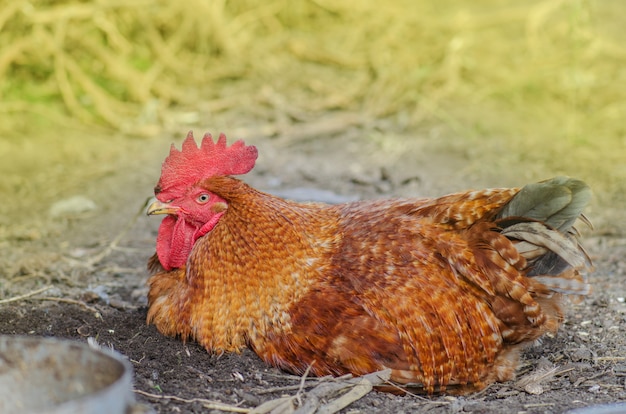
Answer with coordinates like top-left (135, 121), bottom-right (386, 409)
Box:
top-left (1, 121), bottom-right (625, 413)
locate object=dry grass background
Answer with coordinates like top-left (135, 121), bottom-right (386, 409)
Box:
top-left (0, 0), bottom-right (624, 231)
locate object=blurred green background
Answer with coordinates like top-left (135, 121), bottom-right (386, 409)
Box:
top-left (0, 0), bottom-right (624, 233)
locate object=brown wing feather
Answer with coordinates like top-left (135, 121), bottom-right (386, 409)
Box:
top-left (412, 188), bottom-right (519, 228)
top-left (319, 201), bottom-right (509, 393)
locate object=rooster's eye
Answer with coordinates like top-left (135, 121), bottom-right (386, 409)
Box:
top-left (197, 194), bottom-right (210, 204)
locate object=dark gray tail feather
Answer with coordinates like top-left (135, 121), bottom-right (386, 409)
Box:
top-left (497, 177), bottom-right (592, 295)
top-left (498, 176), bottom-right (592, 232)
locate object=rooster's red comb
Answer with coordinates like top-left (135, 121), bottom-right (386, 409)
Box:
top-left (155, 131), bottom-right (258, 199)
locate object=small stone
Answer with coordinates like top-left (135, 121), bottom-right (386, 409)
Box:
top-left (49, 195), bottom-right (97, 217)
top-left (109, 299), bottom-right (134, 310)
top-left (571, 348), bottom-right (593, 362)
top-left (536, 357), bottom-right (554, 370)
top-left (525, 383), bottom-right (544, 395)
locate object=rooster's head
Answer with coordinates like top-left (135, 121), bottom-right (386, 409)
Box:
top-left (147, 132), bottom-right (258, 270)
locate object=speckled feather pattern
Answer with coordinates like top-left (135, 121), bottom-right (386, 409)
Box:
top-left (147, 176), bottom-right (591, 394)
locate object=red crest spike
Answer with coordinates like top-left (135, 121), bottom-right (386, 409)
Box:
top-left (155, 131), bottom-right (258, 201)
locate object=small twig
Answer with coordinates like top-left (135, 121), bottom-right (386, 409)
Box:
top-left (262, 372), bottom-right (337, 381)
top-left (134, 389), bottom-right (250, 413)
top-left (317, 382), bottom-right (369, 414)
top-left (0, 286), bottom-right (53, 305)
top-left (316, 371), bottom-right (391, 414)
top-left (524, 403), bottom-right (555, 409)
top-left (251, 395), bottom-right (296, 414)
top-left (37, 297), bottom-right (102, 319)
top-left (130, 354), bottom-right (145, 365)
top-left (595, 383), bottom-right (626, 389)
top-left (580, 369), bottom-right (611, 382)
top-left (295, 363), bottom-right (314, 406)
top-left (254, 382), bottom-right (321, 395)
top-left (468, 382), bottom-right (494, 399)
top-left (376, 378), bottom-right (439, 402)
top-left (88, 197), bottom-right (151, 264)
top-left (65, 197), bottom-right (152, 268)
top-left (595, 356), bottom-right (626, 362)
top-left (254, 372), bottom-right (357, 395)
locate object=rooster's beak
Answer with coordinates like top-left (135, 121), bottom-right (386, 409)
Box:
top-left (147, 199), bottom-right (179, 216)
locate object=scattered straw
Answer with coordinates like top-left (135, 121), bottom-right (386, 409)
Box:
top-left (0, 286), bottom-right (52, 305)
top-left (515, 365), bottom-right (575, 395)
top-left (37, 297), bottom-right (102, 319)
top-left (1, 1), bottom-right (623, 170)
top-left (134, 389), bottom-right (250, 413)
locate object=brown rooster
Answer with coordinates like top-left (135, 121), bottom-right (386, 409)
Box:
top-left (146, 132), bottom-right (592, 394)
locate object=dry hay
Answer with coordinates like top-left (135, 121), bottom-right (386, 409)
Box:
top-left (0, 1), bottom-right (624, 199)
top-left (0, 1), bottom-right (621, 130)
top-left (0, 0), bottom-right (266, 134)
